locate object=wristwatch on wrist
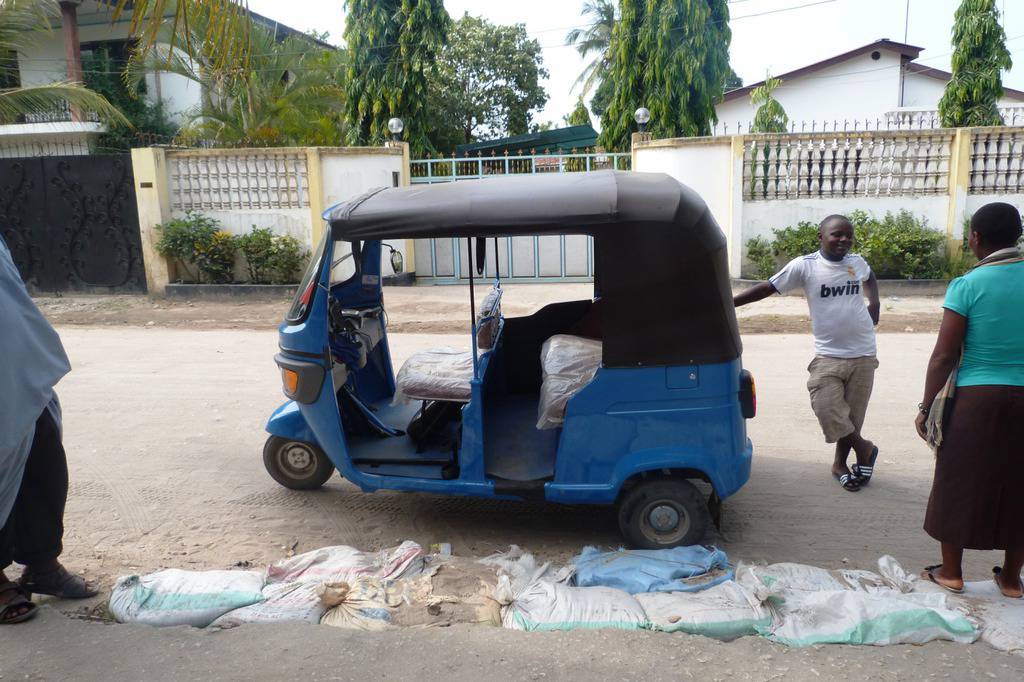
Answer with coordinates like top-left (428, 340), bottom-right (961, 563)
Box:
top-left (917, 402), bottom-right (930, 416)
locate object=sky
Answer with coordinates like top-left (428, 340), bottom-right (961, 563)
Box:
top-left (246, 0), bottom-right (1024, 128)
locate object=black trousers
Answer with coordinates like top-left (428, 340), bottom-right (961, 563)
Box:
top-left (0, 408), bottom-right (68, 571)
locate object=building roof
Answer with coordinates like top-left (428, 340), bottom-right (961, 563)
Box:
top-left (722, 39), bottom-right (924, 103)
top-left (904, 63), bottom-right (1024, 101)
top-left (455, 125), bottom-right (598, 156)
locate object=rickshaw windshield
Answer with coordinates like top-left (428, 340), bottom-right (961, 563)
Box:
top-left (285, 232), bottom-right (327, 323)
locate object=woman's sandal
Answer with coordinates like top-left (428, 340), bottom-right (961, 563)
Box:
top-left (992, 567), bottom-right (1024, 599)
top-left (833, 472), bottom-right (861, 492)
top-left (0, 581), bottom-right (38, 625)
top-left (18, 566), bottom-right (98, 599)
top-left (852, 446), bottom-right (880, 486)
top-left (921, 564), bottom-right (965, 594)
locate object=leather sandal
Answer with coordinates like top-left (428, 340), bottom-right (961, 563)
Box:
top-left (0, 580), bottom-right (37, 624)
top-left (19, 566), bottom-right (98, 599)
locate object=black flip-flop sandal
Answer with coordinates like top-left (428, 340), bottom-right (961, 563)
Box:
top-left (852, 446), bottom-right (880, 486)
top-left (921, 564), bottom-right (965, 594)
top-left (833, 472), bottom-right (861, 491)
top-left (19, 567), bottom-right (98, 600)
top-left (992, 567), bottom-right (1023, 599)
top-left (0, 581), bottom-right (37, 625)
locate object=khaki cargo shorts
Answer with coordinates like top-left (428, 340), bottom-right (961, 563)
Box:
top-left (806, 355), bottom-right (879, 443)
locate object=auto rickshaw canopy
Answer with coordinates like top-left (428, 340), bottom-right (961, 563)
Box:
top-left (326, 171), bottom-right (742, 367)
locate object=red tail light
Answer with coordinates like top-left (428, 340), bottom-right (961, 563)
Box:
top-left (739, 370), bottom-right (756, 419)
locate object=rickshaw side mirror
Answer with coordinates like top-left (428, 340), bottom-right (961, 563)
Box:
top-left (475, 237), bottom-right (486, 275)
top-left (390, 249), bottom-right (404, 274)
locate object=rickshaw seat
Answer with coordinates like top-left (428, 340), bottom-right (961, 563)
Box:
top-left (393, 348), bottom-right (474, 403)
top-left (537, 334), bottom-right (603, 429)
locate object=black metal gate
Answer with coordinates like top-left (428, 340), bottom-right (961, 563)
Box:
top-left (0, 154), bottom-right (146, 293)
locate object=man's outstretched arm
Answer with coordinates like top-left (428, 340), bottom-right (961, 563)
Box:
top-left (733, 281), bottom-right (778, 307)
top-left (864, 271), bottom-right (880, 325)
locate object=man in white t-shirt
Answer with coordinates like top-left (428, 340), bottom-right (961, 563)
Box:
top-left (734, 215), bottom-right (881, 492)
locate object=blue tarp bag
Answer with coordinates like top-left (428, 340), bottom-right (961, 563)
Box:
top-left (572, 545), bottom-right (732, 594)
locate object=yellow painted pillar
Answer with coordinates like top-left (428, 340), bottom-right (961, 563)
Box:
top-left (384, 141), bottom-right (416, 275)
top-left (305, 147), bottom-right (326, 247)
top-left (630, 132), bottom-right (652, 170)
top-left (130, 147), bottom-right (172, 296)
top-left (945, 128), bottom-right (973, 256)
top-left (728, 135), bottom-right (747, 278)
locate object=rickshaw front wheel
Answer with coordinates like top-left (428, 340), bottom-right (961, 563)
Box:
top-left (263, 436), bottom-right (335, 490)
top-left (617, 478), bottom-right (710, 549)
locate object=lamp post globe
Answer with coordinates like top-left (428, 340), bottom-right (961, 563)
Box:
top-left (387, 117), bottom-right (405, 142)
top-left (634, 107), bottom-right (651, 133)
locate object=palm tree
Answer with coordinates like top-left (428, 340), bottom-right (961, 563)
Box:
top-left (110, 0), bottom-right (252, 72)
top-left (0, 0), bottom-right (125, 124)
top-left (565, 0), bottom-right (616, 96)
top-left (128, 12), bottom-right (346, 146)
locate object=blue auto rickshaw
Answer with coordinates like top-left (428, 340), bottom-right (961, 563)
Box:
top-left (264, 171), bottom-right (755, 548)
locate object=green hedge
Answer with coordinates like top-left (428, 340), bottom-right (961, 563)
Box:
top-left (155, 213), bottom-right (308, 284)
top-left (745, 210), bottom-right (952, 280)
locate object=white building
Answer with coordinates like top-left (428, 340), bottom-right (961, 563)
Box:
top-left (715, 39), bottom-right (1024, 133)
top-left (1, 0), bottom-right (323, 157)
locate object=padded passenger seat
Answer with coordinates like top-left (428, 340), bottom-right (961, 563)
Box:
top-left (393, 287), bottom-right (502, 404)
top-left (536, 334), bottom-right (603, 429)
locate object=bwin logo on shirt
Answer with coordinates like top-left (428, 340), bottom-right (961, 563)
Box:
top-left (820, 281), bottom-right (861, 298)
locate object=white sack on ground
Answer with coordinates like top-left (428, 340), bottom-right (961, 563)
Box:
top-left (318, 577), bottom-right (404, 631)
top-left (760, 589), bottom-right (978, 647)
top-left (537, 335), bottom-right (602, 429)
top-left (958, 580), bottom-right (1024, 657)
top-left (393, 349), bottom-right (474, 404)
top-left (502, 581), bottom-right (648, 632)
top-left (391, 557), bottom-right (503, 628)
top-left (211, 580), bottom-right (326, 628)
top-left (266, 541), bottom-right (423, 585)
top-left (109, 569), bottom-right (265, 628)
top-left (636, 581), bottom-right (772, 640)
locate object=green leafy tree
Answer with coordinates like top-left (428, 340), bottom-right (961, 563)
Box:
top-left (599, 0), bottom-right (732, 151)
top-left (589, 76), bottom-right (614, 119)
top-left (724, 66), bottom-right (743, 91)
top-left (0, 0), bottom-right (125, 125)
top-left (425, 14), bottom-right (548, 151)
top-left (129, 12), bottom-right (347, 146)
top-left (565, 96), bottom-right (592, 127)
top-left (750, 75), bottom-right (788, 133)
top-left (566, 0), bottom-right (616, 96)
top-left (939, 0), bottom-right (1013, 127)
top-left (343, 0), bottom-right (450, 152)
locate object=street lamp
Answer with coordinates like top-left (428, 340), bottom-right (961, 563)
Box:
top-left (634, 107), bottom-right (651, 133)
top-left (387, 117), bottom-right (404, 142)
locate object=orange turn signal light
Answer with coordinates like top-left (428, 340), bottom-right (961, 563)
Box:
top-left (281, 368), bottom-right (299, 396)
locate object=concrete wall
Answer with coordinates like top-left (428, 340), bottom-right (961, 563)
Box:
top-left (135, 145), bottom-right (406, 294)
top-left (635, 127), bottom-right (1021, 279)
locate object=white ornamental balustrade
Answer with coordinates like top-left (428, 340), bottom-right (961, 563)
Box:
top-left (969, 128), bottom-right (1024, 194)
top-left (743, 131), bottom-right (952, 201)
top-left (167, 149), bottom-right (310, 212)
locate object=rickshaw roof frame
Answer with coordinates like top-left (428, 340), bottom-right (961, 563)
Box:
top-left (325, 171), bottom-right (742, 368)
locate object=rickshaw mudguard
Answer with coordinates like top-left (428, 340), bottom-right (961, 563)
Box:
top-left (265, 400), bottom-right (318, 445)
top-left (545, 360), bottom-right (753, 505)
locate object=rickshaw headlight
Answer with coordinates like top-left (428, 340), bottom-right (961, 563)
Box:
top-left (281, 368), bottom-right (299, 396)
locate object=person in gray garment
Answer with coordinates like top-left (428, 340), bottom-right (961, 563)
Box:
top-left (0, 236), bottom-right (97, 625)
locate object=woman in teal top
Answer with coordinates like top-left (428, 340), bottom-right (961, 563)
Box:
top-left (916, 202), bottom-right (1024, 599)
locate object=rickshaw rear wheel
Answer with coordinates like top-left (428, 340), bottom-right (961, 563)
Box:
top-left (263, 436), bottom-right (335, 490)
top-left (617, 478), bottom-right (710, 549)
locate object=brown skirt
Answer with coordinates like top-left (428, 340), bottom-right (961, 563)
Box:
top-left (924, 385), bottom-right (1024, 550)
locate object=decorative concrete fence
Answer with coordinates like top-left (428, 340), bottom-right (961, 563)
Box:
top-left (633, 127), bottom-right (1024, 278)
top-left (131, 144), bottom-right (408, 294)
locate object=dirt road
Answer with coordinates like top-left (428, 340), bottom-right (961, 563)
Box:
top-left (3, 290), bottom-right (1019, 680)
top-left (2, 321), bottom-right (1021, 680)
top-left (32, 282), bottom-right (946, 334)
